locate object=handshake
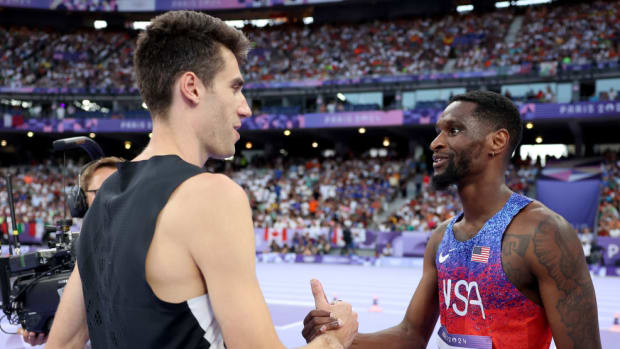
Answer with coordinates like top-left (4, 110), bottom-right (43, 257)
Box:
top-left (303, 279), bottom-right (358, 348)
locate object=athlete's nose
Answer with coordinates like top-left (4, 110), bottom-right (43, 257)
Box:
top-left (430, 131), bottom-right (446, 152)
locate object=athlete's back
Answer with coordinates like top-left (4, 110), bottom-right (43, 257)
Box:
top-left (78, 155), bottom-right (219, 348)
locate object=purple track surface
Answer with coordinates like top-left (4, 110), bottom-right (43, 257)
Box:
top-left (1, 260), bottom-right (619, 348)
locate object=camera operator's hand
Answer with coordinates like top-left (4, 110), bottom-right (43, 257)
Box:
top-left (17, 327), bottom-right (47, 346)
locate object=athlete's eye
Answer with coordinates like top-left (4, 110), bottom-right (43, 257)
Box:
top-left (448, 127), bottom-right (461, 136)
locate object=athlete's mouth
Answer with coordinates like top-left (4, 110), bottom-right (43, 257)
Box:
top-left (433, 153), bottom-right (450, 168)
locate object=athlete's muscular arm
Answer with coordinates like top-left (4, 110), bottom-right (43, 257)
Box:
top-left (304, 221), bottom-right (445, 349)
top-left (526, 209), bottom-right (601, 349)
top-left (45, 264), bottom-right (90, 349)
top-left (181, 174), bottom-right (355, 349)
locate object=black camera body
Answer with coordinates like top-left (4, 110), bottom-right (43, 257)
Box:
top-left (0, 136), bottom-right (103, 334)
top-left (0, 221), bottom-right (78, 333)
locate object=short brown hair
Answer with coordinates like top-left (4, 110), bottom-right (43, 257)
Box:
top-left (133, 11), bottom-right (250, 118)
top-left (81, 156), bottom-right (124, 192)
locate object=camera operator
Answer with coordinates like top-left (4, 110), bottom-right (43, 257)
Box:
top-left (17, 156), bottom-right (123, 346)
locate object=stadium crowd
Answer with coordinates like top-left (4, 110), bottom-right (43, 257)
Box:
top-left (598, 153), bottom-right (620, 238)
top-left (0, 153), bottom-right (617, 256)
top-left (230, 156), bottom-right (416, 232)
top-left (383, 160), bottom-right (539, 233)
top-left (0, 160), bottom-right (79, 238)
top-left (507, 1), bottom-right (620, 68)
top-left (1, 1), bottom-right (619, 90)
top-left (0, 26), bottom-right (133, 91)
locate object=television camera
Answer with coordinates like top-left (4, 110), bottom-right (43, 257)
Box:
top-left (0, 137), bottom-right (104, 333)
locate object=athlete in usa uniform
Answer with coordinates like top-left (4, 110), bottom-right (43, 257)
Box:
top-left (436, 193), bottom-right (551, 349)
top-left (302, 90), bottom-right (601, 349)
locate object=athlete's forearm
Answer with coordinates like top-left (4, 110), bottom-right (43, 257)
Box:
top-left (45, 266), bottom-right (89, 349)
top-left (303, 334), bottom-right (344, 349)
top-left (349, 323), bottom-right (426, 349)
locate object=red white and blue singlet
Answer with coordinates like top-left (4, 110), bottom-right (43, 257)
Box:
top-left (436, 193), bottom-right (552, 349)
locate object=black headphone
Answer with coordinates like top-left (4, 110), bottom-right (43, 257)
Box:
top-left (67, 161), bottom-right (95, 218)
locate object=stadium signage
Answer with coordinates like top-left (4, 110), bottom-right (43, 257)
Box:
top-left (119, 120), bottom-right (153, 131)
top-left (2, 101), bottom-right (619, 133)
top-left (0, 0), bottom-right (342, 11)
top-left (523, 101), bottom-right (620, 120)
top-left (304, 110), bottom-right (403, 128)
top-left (597, 237), bottom-right (620, 267)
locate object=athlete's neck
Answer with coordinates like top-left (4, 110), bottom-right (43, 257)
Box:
top-left (133, 119), bottom-right (208, 167)
top-left (457, 172), bottom-right (512, 228)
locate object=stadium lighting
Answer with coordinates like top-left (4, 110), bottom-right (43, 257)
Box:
top-left (312, 141), bottom-right (319, 148)
top-left (250, 19), bottom-right (270, 28)
top-left (225, 20), bottom-right (245, 29)
top-left (27, 131), bottom-right (34, 138)
top-left (94, 20), bottom-right (107, 30)
top-left (124, 141), bottom-right (132, 150)
top-left (89, 133), bottom-right (96, 139)
top-left (535, 136), bottom-right (543, 144)
top-left (303, 17), bottom-right (314, 25)
top-left (358, 127), bottom-right (366, 134)
top-left (514, 0), bottom-right (552, 5)
top-left (526, 122), bottom-right (534, 129)
top-left (457, 4), bottom-right (474, 13)
top-left (496, 0), bottom-right (552, 7)
top-left (133, 21), bottom-right (151, 30)
top-left (82, 99), bottom-right (91, 106)
top-left (382, 137), bottom-right (390, 147)
top-left (283, 129), bottom-right (291, 136)
top-left (142, 102), bottom-right (148, 110)
top-left (245, 142), bottom-right (253, 149)
top-left (1, 140), bottom-right (6, 147)
top-left (336, 93), bottom-right (346, 102)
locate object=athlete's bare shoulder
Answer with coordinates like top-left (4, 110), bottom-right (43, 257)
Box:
top-left (160, 172), bottom-right (251, 239)
top-left (173, 172), bottom-right (248, 207)
top-left (425, 219), bottom-right (452, 260)
top-left (511, 199), bottom-right (572, 237)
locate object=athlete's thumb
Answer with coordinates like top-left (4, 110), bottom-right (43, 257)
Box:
top-left (310, 278), bottom-right (329, 309)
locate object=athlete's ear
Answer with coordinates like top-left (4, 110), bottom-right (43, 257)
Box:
top-left (178, 72), bottom-right (200, 106)
top-left (488, 128), bottom-right (509, 159)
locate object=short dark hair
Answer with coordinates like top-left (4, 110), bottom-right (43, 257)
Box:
top-left (450, 90), bottom-right (523, 158)
top-left (134, 11), bottom-right (250, 118)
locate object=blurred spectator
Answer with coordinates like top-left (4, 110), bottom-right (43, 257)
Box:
top-left (381, 242), bottom-right (393, 257)
top-left (269, 239), bottom-right (281, 252)
top-left (597, 152), bottom-right (620, 237)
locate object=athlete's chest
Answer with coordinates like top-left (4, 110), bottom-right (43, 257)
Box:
top-left (442, 225), bottom-right (538, 306)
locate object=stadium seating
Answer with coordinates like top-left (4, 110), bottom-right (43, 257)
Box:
top-left (1, 1), bottom-right (618, 91)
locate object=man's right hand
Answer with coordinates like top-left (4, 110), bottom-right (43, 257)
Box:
top-left (307, 279), bottom-right (358, 348)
